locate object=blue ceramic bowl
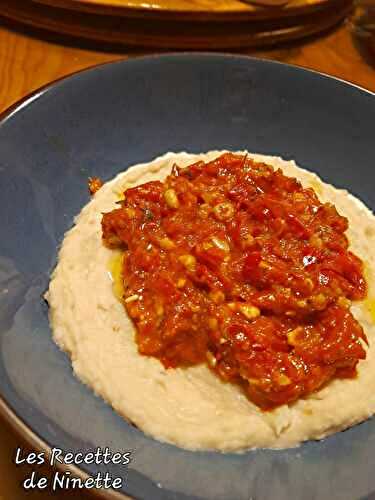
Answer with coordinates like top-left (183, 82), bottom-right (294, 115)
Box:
top-left (0, 54), bottom-right (374, 500)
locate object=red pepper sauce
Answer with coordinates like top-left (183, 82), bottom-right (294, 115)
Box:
top-left (102, 153), bottom-right (368, 409)
top-left (88, 176), bottom-right (103, 195)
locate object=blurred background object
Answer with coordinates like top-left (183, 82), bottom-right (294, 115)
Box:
top-left (1, 0), bottom-right (354, 49)
top-left (0, 0), bottom-right (374, 499)
top-left (349, 0), bottom-right (375, 64)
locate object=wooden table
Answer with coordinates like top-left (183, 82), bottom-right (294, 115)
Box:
top-left (0, 13), bottom-right (374, 500)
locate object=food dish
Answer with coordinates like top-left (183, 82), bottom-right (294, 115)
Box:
top-left (47, 150), bottom-right (375, 452)
top-left (0, 54), bottom-right (374, 499)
